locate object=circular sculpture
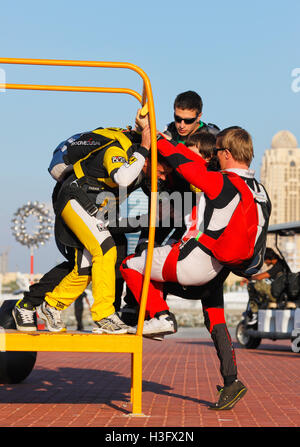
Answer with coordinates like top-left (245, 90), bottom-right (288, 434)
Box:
top-left (11, 201), bottom-right (53, 248)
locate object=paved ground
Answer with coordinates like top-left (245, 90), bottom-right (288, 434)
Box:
top-left (0, 329), bottom-right (299, 431)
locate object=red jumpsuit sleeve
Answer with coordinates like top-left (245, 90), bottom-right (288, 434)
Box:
top-left (157, 138), bottom-right (224, 200)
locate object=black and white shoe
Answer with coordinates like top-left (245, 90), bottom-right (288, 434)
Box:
top-left (12, 299), bottom-right (37, 332)
top-left (128, 311), bottom-right (177, 338)
top-left (209, 380), bottom-right (247, 410)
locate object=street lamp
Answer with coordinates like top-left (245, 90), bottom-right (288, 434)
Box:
top-left (11, 201), bottom-right (54, 280)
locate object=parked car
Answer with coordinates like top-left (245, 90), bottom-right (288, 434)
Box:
top-left (236, 221), bottom-right (300, 352)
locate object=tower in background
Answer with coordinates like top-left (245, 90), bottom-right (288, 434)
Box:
top-left (260, 130), bottom-right (300, 225)
top-left (260, 130), bottom-right (300, 270)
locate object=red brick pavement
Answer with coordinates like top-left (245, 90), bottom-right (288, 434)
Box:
top-left (0, 336), bottom-right (299, 428)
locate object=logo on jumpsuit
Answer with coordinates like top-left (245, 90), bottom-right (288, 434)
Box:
top-left (55, 301), bottom-right (65, 310)
top-left (96, 222), bottom-right (106, 232)
top-left (111, 156), bottom-right (126, 163)
top-left (124, 156), bottom-right (137, 167)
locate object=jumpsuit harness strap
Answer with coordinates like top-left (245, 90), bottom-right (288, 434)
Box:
top-left (66, 176), bottom-right (105, 217)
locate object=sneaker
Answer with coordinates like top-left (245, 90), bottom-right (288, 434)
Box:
top-left (127, 325), bottom-right (165, 341)
top-left (144, 334), bottom-right (165, 341)
top-left (128, 311), bottom-right (177, 337)
top-left (92, 312), bottom-right (130, 334)
top-left (37, 302), bottom-right (66, 332)
top-left (115, 312), bottom-right (132, 332)
top-left (12, 299), bottom-right (37, 332)
top-left (209, 379), bottom-right (247, 410)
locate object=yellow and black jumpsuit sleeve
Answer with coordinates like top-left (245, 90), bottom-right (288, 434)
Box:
top-left (104, 144), bottom-right (149, 188)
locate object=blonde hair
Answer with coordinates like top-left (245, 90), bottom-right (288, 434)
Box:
top-left (216, 127), bottom-right (253, 166)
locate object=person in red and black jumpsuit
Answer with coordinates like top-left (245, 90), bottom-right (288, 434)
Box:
top-left (121, 126), bottom-right (271, 410)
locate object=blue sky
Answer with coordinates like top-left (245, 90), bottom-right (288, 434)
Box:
top-left (1, 0), bottom-right (300, 273)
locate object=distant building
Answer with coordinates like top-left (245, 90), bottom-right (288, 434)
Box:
top-left (260, 130), bottom-right (300, 271)
top-left (1, 271), bottom-right (42, 287)
top-left (260, 130), bottom-right (300, 224)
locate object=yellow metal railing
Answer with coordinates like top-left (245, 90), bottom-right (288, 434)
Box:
top-left (0, 57), bottom-right (158, 415)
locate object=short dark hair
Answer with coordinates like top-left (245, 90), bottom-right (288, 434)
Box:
top-left (185, 132), bottom-right (216, 159)
top-left (264, 247), bottom-right (279, 261)
top-left (174, 91), bottom-right (203, 114)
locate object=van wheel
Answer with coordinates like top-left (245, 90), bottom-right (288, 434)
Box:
top-left (236, 320), bottom-right (261, 349)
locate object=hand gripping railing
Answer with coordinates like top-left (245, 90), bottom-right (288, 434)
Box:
top-left (0, 57), bottom-right (158, 415)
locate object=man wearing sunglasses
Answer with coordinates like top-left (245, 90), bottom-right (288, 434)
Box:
top-left (163, 90), bottom-right (219, 143)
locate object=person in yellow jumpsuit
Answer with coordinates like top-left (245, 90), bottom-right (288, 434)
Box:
top-left (38, 120), bottom-right (151, 334)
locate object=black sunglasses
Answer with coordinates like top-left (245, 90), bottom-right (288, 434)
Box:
top-left (213, 147), bottom-right (231, 155)
top-left (174, 114), bottom-right (198, 125)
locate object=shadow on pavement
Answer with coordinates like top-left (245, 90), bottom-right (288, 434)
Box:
top-left (0, 366), bottom-right (212, 411)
